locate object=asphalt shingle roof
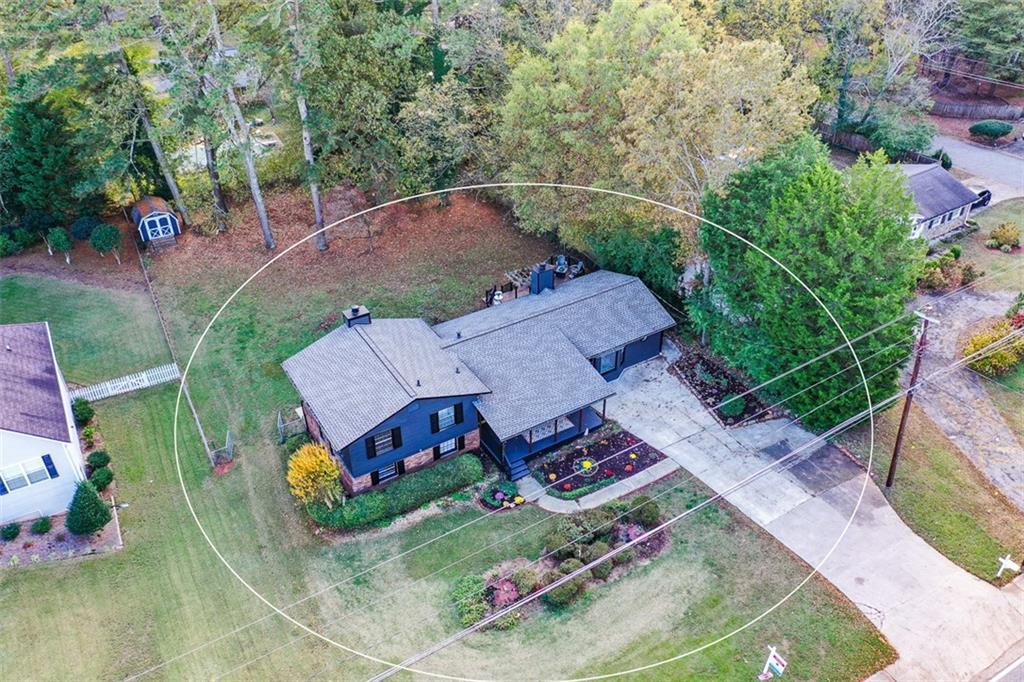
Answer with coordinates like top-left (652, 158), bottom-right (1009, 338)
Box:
top-left (282, 319), bottom-right (488, 451)
top-left (433, 270), bottom-right (676, 357)
top-left (0, 322), bottom-right (71, 442)
top-left (450, 322), bottom-right (615, 441)
top-left (901, 164), bottom-right (979, 221)
top-left (284, 270), bottom-right (674, 449)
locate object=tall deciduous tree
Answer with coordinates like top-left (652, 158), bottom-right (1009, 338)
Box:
top-left (693, 135), bottom-right (924, 429)
top-left (206, 0), bottom-right (275, 250)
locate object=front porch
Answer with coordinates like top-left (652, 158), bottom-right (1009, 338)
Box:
top-left (481, 402), bottom-right (607, 480)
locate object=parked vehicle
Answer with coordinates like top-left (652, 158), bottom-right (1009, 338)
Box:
top-left (971, 189), bottom-right (992, 209)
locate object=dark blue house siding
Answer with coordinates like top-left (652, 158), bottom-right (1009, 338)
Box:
top-left (338, 395), bottom-right (480, 478)
top-left (593, 331), bottom-right (664, 381)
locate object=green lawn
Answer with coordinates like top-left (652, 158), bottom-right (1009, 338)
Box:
top-left (960, 199), bottom-right (1024, 292)
top-left (840, 403), bottom-right (1024, 584)
top-left (0, 275), bottom-right (170, 384)
top-left (0, 221), bottom-right (894, 680)
top-left (979, 363), bottom-right (1024, 444)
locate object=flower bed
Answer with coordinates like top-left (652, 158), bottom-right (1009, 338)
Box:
top-left (480, 480), bottom-right (525, 510)
top-left (532, 429), bottom-right (664, 500)
top-left (0, 509), bottom-right (122, 569)
top-left (672, 345), bottom-right (771, 426)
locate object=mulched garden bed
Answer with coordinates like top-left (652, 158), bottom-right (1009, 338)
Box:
top-left (532, 428), bottom-right (664, 500)
top-left (0, 508), bottom-right (122, 569)
top-left (672, 344), bottom-right (773, 427)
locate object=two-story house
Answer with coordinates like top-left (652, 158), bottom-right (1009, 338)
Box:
top-left (283, 269), bottom-right (674, 494)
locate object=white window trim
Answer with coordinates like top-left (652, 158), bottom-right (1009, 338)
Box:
top-left (1, 458), bottom-right (54, 491)
top-left (438, 437), bottom-right (458, 455)
top-left (376, 462), bottom-right (399, 483)
top-left (372, 430), bottom-right (394, 456)
top-left (437, 405), bottom-right (456, 431)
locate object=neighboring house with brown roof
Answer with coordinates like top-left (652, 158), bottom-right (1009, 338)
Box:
top-left (283, 269), bottom-right (675, 493)
top-left (900, 164), bottom-right (979, 242)
top-left (0, 323), bottom-right (86, 523)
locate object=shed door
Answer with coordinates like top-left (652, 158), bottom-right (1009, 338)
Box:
top-left (146, 216), bottom-right (174, 239)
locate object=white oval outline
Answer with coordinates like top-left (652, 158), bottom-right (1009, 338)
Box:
top-left (171, 182), bottom-right (875, 681)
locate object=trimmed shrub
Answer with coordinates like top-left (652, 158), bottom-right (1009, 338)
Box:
top-left (30, 517), bottom-right (52, 535)
top-left (86, 450), bottom-right (111, 469)
top-left (0, 234), bottom-right (19, 257)
top-left (541, 569), bottom-right (562, 586)
top-left (559, 557), bottom-right (587, 575)
top-left (65, 481), bottom-right (111, 535)
top-left (72, 398), bottom-right (94, 426)
top-left (960, 262), bottom-right (982, 286)
top-left (1001, 244), bottom-right (1013, 254)
top-left (90, 466), bottom-right (114, 491)
top-left (511, 568), bottom-right (538, 595)
top-left (964, 321), bottom-right (1024, 377)
top-left (948, 244), bottom-right (962, 259)
top-left (991, 222), bottom-right (1021, 248)
top-left (307, 453), bottom-right (484, 530)
top-left (626, 495), bottom-right (662, 528)
top-left (544, 559), bottom-right (591, 607)
top-left (450, 575), bottom-right (488, 626)
top-left (611, 547), bottom-right (636, 565)
top-left (586, 541), bottom-right (613, 579)
top-left (719, 394), bottom-right (746, 418)
top-left (70, 216), bottom-right (101, 241)
top-left (1, 523), bottom-right (20, 541)
top-left (969, 119), bottom-right (1013, 142)
top-left (490, 611), bottom-right (522, 630)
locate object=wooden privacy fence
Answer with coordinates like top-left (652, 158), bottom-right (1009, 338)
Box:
top-left (817, 125), bottom-right (939, 165)
top-left (930, 101), bottom-right (1024, 120)
top-left (70, 363), bottom-right (182, 402)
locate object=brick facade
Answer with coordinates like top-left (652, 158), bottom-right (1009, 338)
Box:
top-left (338, 428), bottom-right (481, 495)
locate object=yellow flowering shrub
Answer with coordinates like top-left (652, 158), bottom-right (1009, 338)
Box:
top-left (287, 443), bottom-right (342, 508)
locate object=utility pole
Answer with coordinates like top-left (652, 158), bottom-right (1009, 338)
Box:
top-left (885, 313), bottom-right (934, 488)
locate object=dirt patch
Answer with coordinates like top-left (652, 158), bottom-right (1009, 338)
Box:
top-left (0, 219), bottom-right (147, 291)
top-left (152, 187), bottom-right (551, 310)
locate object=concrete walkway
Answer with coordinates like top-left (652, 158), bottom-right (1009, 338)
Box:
top-left (915, 287), bottom-right (1024, 510)
top-left (607, 354), bottom-right (1024, 682)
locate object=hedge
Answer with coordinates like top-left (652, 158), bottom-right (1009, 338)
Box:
top-left (307, 453), bottom-right (484, 530)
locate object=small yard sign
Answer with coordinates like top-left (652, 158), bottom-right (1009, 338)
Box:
top-left (757, 646), bottom-right (788, 679)
top-left (996, 554), bottom-right (1020, 578)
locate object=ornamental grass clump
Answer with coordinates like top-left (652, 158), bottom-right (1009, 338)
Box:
top-left (287, 443), bottom-right (342, 509)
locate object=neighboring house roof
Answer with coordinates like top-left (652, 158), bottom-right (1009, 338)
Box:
top-left (284, 270), bottom-right (674, 449)
top-left (282, 319), bottom-right (489, 451)
top-left (450, 322), bottom-right (615, 442)
top-left (0, 322), bottom-right (70, 442)
top-left (433, 270), bottom-right (676, 357)
top-left (900, 164), bottom-right (978, 221)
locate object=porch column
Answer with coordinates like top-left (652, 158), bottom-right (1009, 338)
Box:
top-left (528, 428), bottom-right (533, 452)
top-left (553, 417), bottom-right (559, 443)
top-left (601, 398), bottom-right (607, 419)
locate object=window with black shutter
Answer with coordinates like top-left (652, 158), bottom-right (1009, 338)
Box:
top-left (41, 454), bottom-right (59, 479)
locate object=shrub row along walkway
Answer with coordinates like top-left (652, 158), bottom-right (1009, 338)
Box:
top-left (914, 287), bottom-right (1024, 510)
top-left (607, 353), bottom-right (1024, 682)
top-left (517, 458), bottom-right (680, 513)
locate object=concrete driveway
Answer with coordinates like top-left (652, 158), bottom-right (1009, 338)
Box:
top-left (608, 352), bottom-right (1024, 681)
top-left (934, 134), bottom-right (1024, 203)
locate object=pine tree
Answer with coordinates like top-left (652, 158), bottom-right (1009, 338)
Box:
top-left (66, 481), bottom-right (112, 535)
top-left (694, 135), bottom-right (924, 430)
top-left (4, 98), bottom-right (81, 217)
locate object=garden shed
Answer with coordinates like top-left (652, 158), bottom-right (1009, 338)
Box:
top-left (130, 196), bottom-right (182, 246)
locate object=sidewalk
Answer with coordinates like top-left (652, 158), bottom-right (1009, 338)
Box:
top-left (608, 355), bottom-right (1024, 681)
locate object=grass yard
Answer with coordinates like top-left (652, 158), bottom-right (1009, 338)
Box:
top-left (959, 199), bottom-right (1024, 292)
top-left (982, 364), bottom-right (1024, 443)
top-left (0, 274), bottom-right (170, 384)
top-left (840, 403), bottom-right (1024, 584)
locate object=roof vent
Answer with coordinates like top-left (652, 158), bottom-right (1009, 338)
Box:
top-left (455, 366), bottom-right (460, 374)
top-left (456, 330), bottom-right (462, 339)
top-left (416, 379), bottom-right (421, 387)
top-left (4, 343), bottom-right (11, 352)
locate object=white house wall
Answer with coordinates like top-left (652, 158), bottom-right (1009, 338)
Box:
top-left (0, 430), bottom-right (84, 523)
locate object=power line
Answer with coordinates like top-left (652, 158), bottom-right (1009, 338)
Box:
top-left (361, 331), bottom-right (1024, 681)
top-left (127, 259), bottom-right (1018, 680)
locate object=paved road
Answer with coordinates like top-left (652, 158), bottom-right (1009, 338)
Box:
top-left (608, 351), bottom-right (1024, 682)
top-left (935, 134), bottom-right (1024, 203)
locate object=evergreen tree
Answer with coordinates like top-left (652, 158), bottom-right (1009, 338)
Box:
top-left (693, 135), bottom-right (924, 429)
top-left (4, 97), bottom-right (82, 217)
top-left (65, 481), bottom-right (112, 535)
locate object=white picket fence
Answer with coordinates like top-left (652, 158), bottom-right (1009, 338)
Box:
top-left (69, 363), bottom-right (182, 402)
